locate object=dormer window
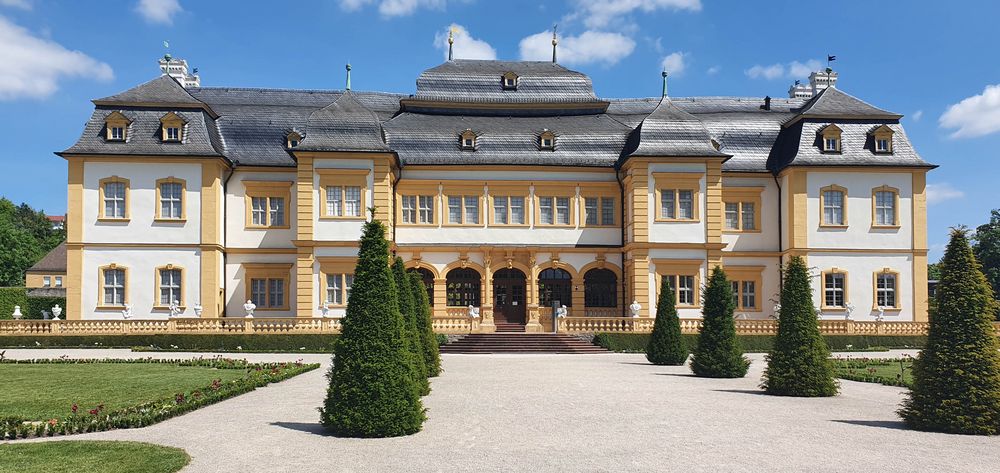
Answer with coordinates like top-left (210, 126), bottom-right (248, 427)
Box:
top-left (820, 124), bottom-right (842, 153)
top-left (160, 112), bottom-right (185, 143)
top-left (539, 130), bottom-right (555, 150)
top-left (460, 129), bottom-right (477, 150)
top-left (870, 125), bottom-right (893, 154)
top-left (104, 111), bottom-right (130, 142)
top-left (501, 72), bottom-right (518, 90)
top-left (287, 132), bottom-right (302, 149)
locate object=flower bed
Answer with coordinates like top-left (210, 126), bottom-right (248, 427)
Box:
top-left (831, 356), bottom-right (913, 388)
top-left (0, 357), bottom-right (318, 440)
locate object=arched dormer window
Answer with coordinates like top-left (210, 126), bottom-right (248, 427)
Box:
top-left (539, 129), bottom-right (555, 150)
top-left (501, 72), bottom-right (518, 90)
top-left (870, 125), bottom-right (893, 154)
top-left (286, 132), bottom-right (302, 149)
top-left (460, 129), bottom-right (477, 151)
top-left (160, 112), bottom-right (186, 143)
top-left (104, 111), bottom-right (130, 142)
top-left (819, 124), bottom-right (842, 153)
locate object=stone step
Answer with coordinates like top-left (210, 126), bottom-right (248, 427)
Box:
top-left (439, 333), bottom-right (609, 354)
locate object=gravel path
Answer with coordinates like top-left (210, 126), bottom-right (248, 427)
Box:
top-left (3, 348), bottom-right (997, 472)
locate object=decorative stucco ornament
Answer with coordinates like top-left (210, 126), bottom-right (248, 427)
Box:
top-left (193, 303), bottom-right (203, 317)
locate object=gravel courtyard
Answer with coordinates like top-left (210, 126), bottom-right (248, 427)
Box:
top-left (5, 349), bottom-right (999, 472)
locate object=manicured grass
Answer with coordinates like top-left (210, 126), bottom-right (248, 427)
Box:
top-left (0, 363), bottom-right (245, 420)
top-left (0, 441), bottom-right (189, 473)
top-left (832, 357), bottom-right (913, 388)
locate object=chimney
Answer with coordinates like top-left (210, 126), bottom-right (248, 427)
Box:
top-left (760, 95), bottom-right (771, 111)
top-left (158, 55), bottom-right (200, 88)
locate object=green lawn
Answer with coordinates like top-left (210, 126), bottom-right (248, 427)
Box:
top-left (0, 363), bottom-right (245, 420)
top-left (0, 441), bottom-right (189, 473)
top-left (832, 357), bottom-right (913, 388)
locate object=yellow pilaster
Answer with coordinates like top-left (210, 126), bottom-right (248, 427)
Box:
top-left (631, 249), bottom-right (650, 317)
top-left (432, 277), bottom-right (447, 316)
top-left (626, 161), bottom-right (650, 244)
top-left (296, 248), bottom-right (315, 317)
top-left (912, 171), bottom-right (929, 322)
top-left (295, 156), bottom-right (315, 317)
top-left (571, 277), bottom-right (585, 315)
top-left (372, 156), bottom-right (393, 226)
top-left (66, 160), bottom-right (84, 320)
top-left (705, 159), bottom-right (724, 269)
top-left (199, 162), bottom-right (224, 317)
top-left (787, 169), bottom-right (808, 253)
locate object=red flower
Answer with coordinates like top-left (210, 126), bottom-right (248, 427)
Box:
top-left (88, 408), bottom-right (98, 416)
top-left (71, 404), bottom-right (78, 414)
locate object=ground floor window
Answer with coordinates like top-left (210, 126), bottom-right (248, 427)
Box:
top-left (538, 268), bottom-right (572, 307)
top-left (446, 268), bottom-right (480, 307)
top-left (662, 274), bottom-right (696, 306)
top-left (584, 268), bottom-right (617, 308)
top-left (325, 273), bottom-right (353, 306)
top-left (159, 268), bottom-right (182, 306)
top-left (875, 271), bottom-right (898, 308)
top-left (823, 271), bottom-right (846, 308)
top-left (730, 280), bottom-right (757, 311)
top-left (101, 267), bottom-right (127, 307)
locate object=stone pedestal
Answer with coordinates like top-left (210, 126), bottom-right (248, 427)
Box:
top-left (525, 304), bottom-right (543, 332)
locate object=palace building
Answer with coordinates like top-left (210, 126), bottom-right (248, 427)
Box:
top-left (57, 47), bottom-right (934, 329)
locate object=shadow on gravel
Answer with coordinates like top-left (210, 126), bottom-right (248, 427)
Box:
top-left (831, 420), bottom-right (909, 431)
top-left (711, 389), bottom-right (770, 396)
top-left (271, 421), bottom-right (330, 436)
top-left (619, 362), bottom-right (655, 366)
top-left (654, 373), bottom-right (698, 377)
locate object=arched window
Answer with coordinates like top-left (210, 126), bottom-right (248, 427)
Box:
top-left (584, 268), bottom-right (617, 308)
top-left (446, 268), bottom-right (480, 307)
top-left (538, 268), bottom-right (572, 307)
top-left (410, 267), bottom-right (435, 306)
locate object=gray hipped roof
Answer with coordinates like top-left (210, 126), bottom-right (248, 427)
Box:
top-left (296, 92), bottom-right (389, 153)
top-left (94, 75), bottom-right (216, 115)
top-left (411, 60), bottom-right (601, 105)
top-left (786, 87), bottom-right (901, 123)
top-left (622, 97), bottom-right (730, 160)
top-left (27, 242), bottom-right (66, 273)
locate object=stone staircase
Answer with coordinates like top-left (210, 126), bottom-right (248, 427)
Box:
top-left (439, 333), bottom-right (609, 354)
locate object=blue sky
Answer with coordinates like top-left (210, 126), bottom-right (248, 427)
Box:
top-left (1, 0), bottom-right (998, 261)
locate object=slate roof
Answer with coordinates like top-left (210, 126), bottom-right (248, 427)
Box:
top-left (296, 92), bottom-right (390, 153)
top-left (27, 242), bottom-right (66, 273)
top-left (787, 87), bottom-right (901, 123)
top-left (61, 108), bottom-right (225, 157)
top-left (622, 97), bottom-right (730, 160)
top-left (411, 60), bottom-right (601, 105)
top-left (767, 120), bottom-right (933, 171)
top-left (94, 75), bottom-right (215, 115)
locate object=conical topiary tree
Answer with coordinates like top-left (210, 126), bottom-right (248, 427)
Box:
top-left (409, 270), bottom-right (441, 377)
top-left (761, 255), bottom-right (838, 396)
top-left (320, 218), bottom-right (424, 437)
top-left (392, 257), bottom-right (429, 396)
top-left (900, 228), bottom-right (1000, 434)
top-left (646, 276), bottom-right (687, 365)
top-left (691, 266), bottom-right (749, 377)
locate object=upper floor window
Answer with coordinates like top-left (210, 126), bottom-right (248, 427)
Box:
top-left (723, 187), bottom-right (763, 233)
top-left (401, 194), bottom-right (436, 225)
top-left (872, 185), bottom-right (899, 227)
top-left (156, 177), bottom-right (186, 221)
top-left (870, 125), bottom-right (894, 154)
top-left (244, 181), bottom-right (292, 229)
top-left (43, 276), bottom-right (51, 287)
top-left (460, 129), bottom-right (477, 150)
top-left (447, 194), bottom-right (481, 225)
top-left (583, 196), bottom-right (616, 227)
top-left (492, 194), bottom-right (526, 225)
top-left (820, 124), bottom-right (842, 153)
top-left (54, 276), bottom-right (62, 288)
top-left (501, 72), bottom-right (518, 90)
top-left (654, 173), bottom-right (701, 223)
top-left (660, 189), bottom-right (695, 220)
top-left (820, 185), bottom-right (847, 227)
top-left (99, 176), bottom-right (130, 221)
top-left (104, 111), bottom-right (130, 142)
top-left (537, 195), bottom-right (572, 226)
top-left (539, 130), bottom-right (555, 150)
top-left (160, 112), bottom-right (185, 143)
top-left (319, 170), bottom-right (367, 220)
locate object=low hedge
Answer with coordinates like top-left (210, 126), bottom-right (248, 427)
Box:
top-left (25, 296), bottom-right (68, 320)
top-left (0, 334), bottom-right (341, 353)
top-left (593, 333), bottom-right (926, 353)
top-left (0, 288), bottom-right (29, 320)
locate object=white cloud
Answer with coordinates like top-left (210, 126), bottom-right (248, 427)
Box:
top-left (706, 65), bottom-right (720, 75)
top-left (660, 51), bottom-right (686, 77)
top-left (0, 16), bottom-right (113, 100)
top-left (911, 110), bottom-right (923, 122)
top-left (0, 0), bottom-right (32, 10)
top-left (434, 24), bottom-right (496, 60)
top-left (339, 0), bottom-right (447, 17)
top-left (745, 59), bottom-right (821, 80)
top-left (926, 183), bottom-right (965, 205)
top-left (571, 0), bottom-right (701, 29)
top-left (939, 84), bottom-right (1000, 139)
top-left (135, 0), bottom-right (182, 25)
top-left (520, 30), bottom-right (635, 66)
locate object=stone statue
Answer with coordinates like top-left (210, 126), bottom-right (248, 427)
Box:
top-left (51, 305), bottom-right (62, 320)
top-left (844, 302), bottom-right (855, 321)
top-left (41, 310), bottom-right (50, 320)
top-left (11, 305), bottom-right (22, 320)
top-left (194, 303), bottom-right (203, 317)
top-left (244, 299), bottom-right (256, 318)
top-left (875, 306), bottom-right (885, 323)
top-left (468, 305), bottom-right (480, 318)
top-left (555, 305), bottom-right (568, 318)
top-left (629, 300), bottom-right (641, 318)
top-left (168, 300), bottom-right (182, 318)
top-left (122, 303), bottom-right (133, 319)
top-left (319, 300), bottom-right (330, 318)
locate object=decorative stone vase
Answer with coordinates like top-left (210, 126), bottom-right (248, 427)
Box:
top-left (51, 305), bottom-right (62, 320)
top-left (12, 305), bottom-right (22, 320)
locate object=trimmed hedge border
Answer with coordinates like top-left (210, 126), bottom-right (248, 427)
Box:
top-left (0, 287), bottom-right (28, 320)
top-left (0, 357), bottom-right (319, 440)
top-left (0, 334), bottom-right (341, 352)
top-left (832, 357), bottom-right (913, 388)
top-left (593, 333), bottom-right (926, 354)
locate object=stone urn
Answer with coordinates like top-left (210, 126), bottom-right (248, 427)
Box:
top-left (51, 305), bottom-right (62, 320)
top-left (11, 305), bottom-right (22, 320)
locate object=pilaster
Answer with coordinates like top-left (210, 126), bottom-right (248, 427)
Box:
top-left (199, 162), bottom-right (224, 317)
top-left (66, 160), bottom-right (84, 320)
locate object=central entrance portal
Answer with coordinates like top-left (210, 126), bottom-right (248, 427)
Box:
top-left (493, 268), bottom-right (526, 325)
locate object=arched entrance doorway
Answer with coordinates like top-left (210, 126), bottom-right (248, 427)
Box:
top-left (493, 268), bottom-right (526, 325)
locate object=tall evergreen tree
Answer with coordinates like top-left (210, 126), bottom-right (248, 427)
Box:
top-left (691, 266), bottom-right (749, 377)
top-left (392, 257), bottom-right (429, 396)
top-left (900, 228), bottom-right (1000, 434)
top-left (409, 270), bottom-right (441, 377)
top-left (973, 210), bottom-right (1000, 318)
top-left (761, 256), bottom-right (838, 397)
top-left (320, 218), bottom-right (424, 437)
top-left (646, 277), bottom-right (687, 365)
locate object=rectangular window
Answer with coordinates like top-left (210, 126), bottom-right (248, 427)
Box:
top-left (110, 127), bottom-right (124, 140)
top-left (600, 197), bottom-right (614, 226)
top-left (874, 191), bottom-right (896, 226)
top-left (103, 268), bottom-right (126, 306)
top-left (448, 196), bottom-right (462, 224)
top-left (555, 197), bottom-right (570, 225)
top-left (677, 275), bottom-right (695, 305)
top-left (825, 138), bottom-right (839, 151)
top-left (510, 197), bottom-right (525, 224)
top-left (55, 276), bottom-right (62, 287)
top-left (246, 182), bottom-right (291, 229)
top-left (824, 273), bottom-right (846, 308)
top-left (585, 197), bottom-right (598, 225)
top-left (159, 269), bottom-right (182, 306)
top-left (823, 190), bottom-right (845, 226)
top-left (43, 276), bottom-right (51, 287)
top-left (493, 196), bottom-right (508, 224)
top-left (344, 186), bottom-right (361, 217)
top-left (539, 197), bottom-right (554, 225)
top-left (741, 203), bottom-right (755, 230)
top-left (742, 281), bottom-right (756, 310)
top-left (464, 196), bottom-right (479, 224)
top-left (876, 139), bottom-right (890, 152)
top-left (876, 273), bottom-right (897, 308)
top-left (418, 195), bottom-right (434, 224)
top-left (445, 195), bottom-right (480, 225)
top-left (250, 279), bottom-right (268, 307)
top-left (659, 188), bottom-right (698, 221)
top-left (104, 182), bottom-right (126, 219)
top-left (269, 197), bottom-right (285, 227)
top-left (725, 202), bottom-right (739, 230)
top-left (326, 187), bottom-right (343, 217)
top-left (661, 190), bottom-right (676, 219)
top-left (402, 195), bottom-right (417, 224)
top-left (159, 182), bottom-right (183, 219)
top-left (678, 191), bottom-right (694, 219)
top-left (326, 273), bottom-right (354, 306)
top-left (268, 279), bottom-right (285, 309)
top-left (166, 127), bottom-right (180, 141)
top-left (251, 197), bottom-right (268, 226)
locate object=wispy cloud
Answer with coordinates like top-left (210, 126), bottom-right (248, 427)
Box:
top-left (660, 51), bottom-right (686, 77)
top-left (135, 0), bottom-right (182, 25)
top-left (520, 29), bottom-right (635, 66)
top-left (911, 110), bottom-right (923, 122)
top-left (939, 84), bottom-right (1000, 138)
top-left (434, 24), bottom-right (496, 60)
top-left (745, 59), bottom-right (821, 80)
top-left (0, 0), bottom-right (32, 10)
top-left (569, 0), bottom-right (701, 29)
top-left (0, 16), bottom-right (113, 100)
top-left (926, 183), bottom-right (965, 205)
top-left (340, 0), bottom-right (447, 17)
top-left (706, 65), bottom-right (721, 76)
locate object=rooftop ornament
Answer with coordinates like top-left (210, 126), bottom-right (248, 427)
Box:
top-left (551, 24), bottom-right (558, 63)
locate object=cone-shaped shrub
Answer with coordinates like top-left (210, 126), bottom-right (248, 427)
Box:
top-left (900, 228), bottom-right (1000, 434)
top-left (761, 256), bottom-right (838, 396)
top-left (646, 277), bottom-right (687, 365)
top-left (320, 218), bottom-right (424, 437)
top-left (392, 257), bottom-right (429, 396)
top-left (409, 270), bottom-right (441, 377)
top-left (691, 266), bottom-right (750, 377)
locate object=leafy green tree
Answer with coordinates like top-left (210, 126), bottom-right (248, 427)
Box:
top-left (900, 228), bottom-right (1000, 434)
top-left (409, 270), bottom-right (441, 377)
top-left (691, 266), bottom-right (750, 377)
top-left (973, 209), bottom-right (1000, 318)
top-left (320, 218), bottom-right (424, 437)
top-left (927, 262), bottom-right (941, 281)
top-left (761, 256), bottom-right (838, 397)
top-left (392, 257), bottom-right (429, 396)
top-left (646, 277), bottom-right (687, 365)
top-left (0, 198), bottom-right (64, 286)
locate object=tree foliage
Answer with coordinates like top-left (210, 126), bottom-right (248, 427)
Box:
top-left (900, 228), bottom-right (1000, 434)
top-left (0, 198), bottom-right (64, 287)
top-left (761, 256), bottom-right (838, 397)
top-left (691, 266), bottom-right (750, 377)
top-left (409, 270), bottom-right (441, 377)
top-left (320, 218), bottom-right (424, 437)
top-left (646, 277), bottom-right (687, 365)
top-left (973, 209), bottom-right (1000, 318)
top-left (392, 257), bottom-right (429, 396)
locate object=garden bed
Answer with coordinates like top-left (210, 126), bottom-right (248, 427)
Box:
top-left (831, 356), bottom-right (913, 388)
top-left (0, 357), bottom-right (319, 440)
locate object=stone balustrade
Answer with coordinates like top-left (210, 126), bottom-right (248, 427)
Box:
top-left (431, 316), bottom-right (477, 334)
